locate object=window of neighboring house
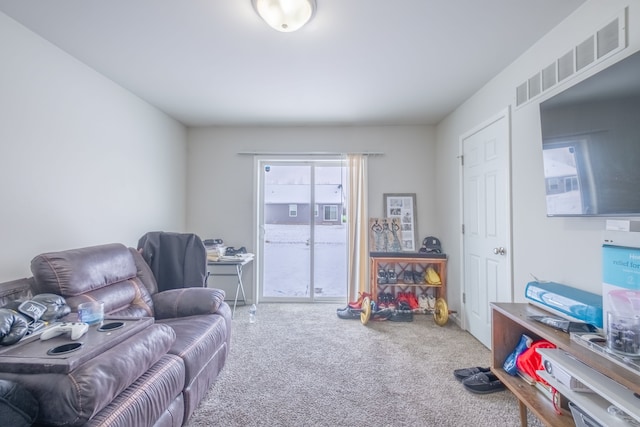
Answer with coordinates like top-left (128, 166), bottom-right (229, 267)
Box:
top-left (323, 205), bottom-right (338, 221)
top-left (314, 204), bottom-right (319, 217)
top-left (289, 204), bottom-right (298, 217)
top-left (566, 176), bottom-right (579, 191)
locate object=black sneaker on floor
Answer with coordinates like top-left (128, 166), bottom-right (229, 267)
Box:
top-left (462, 372), bottom-right (505, 394)
top-left (336, 306), bottom-right (362, 320)
top-left (389, 310), bottom-right (413, 322)
top-left (453, 366), bottom-right (491, 382)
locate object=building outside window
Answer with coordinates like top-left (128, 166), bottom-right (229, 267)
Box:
top-left (323, 205), bottom-right (338, 221)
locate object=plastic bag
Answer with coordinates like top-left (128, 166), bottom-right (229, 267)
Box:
top-left (503, 334), bottom-right (533, 375)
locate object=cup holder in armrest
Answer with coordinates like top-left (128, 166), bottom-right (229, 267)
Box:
top-left (47, 342), bottom-right (83, 355)
top-left (97, 321), bottom-right (124, 332)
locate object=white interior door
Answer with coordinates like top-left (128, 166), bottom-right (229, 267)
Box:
top-left (462, 109), bottom-right (512, 349)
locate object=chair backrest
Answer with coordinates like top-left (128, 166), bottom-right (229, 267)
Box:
top-left (137, 231), bottom-right (207, 292)
top-left (30, 243), bottom-right (155, 317)
top-left (0, 278), bottom-right (33, 308)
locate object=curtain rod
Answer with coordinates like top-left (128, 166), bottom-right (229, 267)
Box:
top-left (237, 151), bottom-right (383, 156)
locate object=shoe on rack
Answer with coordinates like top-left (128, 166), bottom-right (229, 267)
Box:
top-left (377, 295), bottom-right (388, 309)
top-left (396, 291), bottom-right (409, 304)
top-left (453, 366), bottom-right (491, 382)
top-left (386, 292), bottom-right (397, 310)
top-left (348, 292), bottom-right (372, 309)
top-left (425, 266), bottom-right (442, 285)
top-left (377, 268), bottom-right (388, 284)
top-left (418, 295), bottom-right (430, 311)
top-left (396, 301), bottom-right (411, 311)
top-left (387, 270), bottom-right (397, 284)
top-left (462, 372), bottom-right (505, 394)
top-left (336, 306), bottom-right (362, 320)
top-left (402, 271), bottom-right (414, 284)
top-left (427, 295), bottom-right (436, 310)
top-left (413, 271), bottom-right (425, 284)
top-left (406, 293), bottom-right (420, 310)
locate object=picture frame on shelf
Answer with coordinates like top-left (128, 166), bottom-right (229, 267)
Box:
top-left (383, 193), bottom-right (417, 251)
top-left (369, 217), bottom-right (403, 252)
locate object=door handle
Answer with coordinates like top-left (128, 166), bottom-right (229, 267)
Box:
top-left (493, 247), bottom-right (506, 255)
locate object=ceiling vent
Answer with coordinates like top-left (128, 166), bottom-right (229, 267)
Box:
top-left (515, 8), bottom-right (627, 108)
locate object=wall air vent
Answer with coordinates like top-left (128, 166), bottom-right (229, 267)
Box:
top-left (516, 82), bottom-right (528, 106)
top-left (541, 62), bottom-right (557, 91)
top-left (557, 50), bottom-right (575, 82)
top-left (598, 17), bottom-right (620, 58)
top-left (514, 7), bottom-right (627, 108)
top-left (528, 73), bottom-right (542, 99)
top-left (576, 36), bottom-right (595, 71)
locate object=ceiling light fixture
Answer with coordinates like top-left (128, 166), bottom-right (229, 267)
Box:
top-left (252, 0), bottom-right (316, 33)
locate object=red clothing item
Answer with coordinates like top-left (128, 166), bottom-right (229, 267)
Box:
top-left (516, 340), bottom-right (557, 384)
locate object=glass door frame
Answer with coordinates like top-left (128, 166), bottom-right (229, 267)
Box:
top-left (254, 155), bottom-right (347, 303)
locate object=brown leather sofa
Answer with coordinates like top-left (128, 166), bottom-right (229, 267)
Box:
top-left (0, 243), bottom-right (231, 427)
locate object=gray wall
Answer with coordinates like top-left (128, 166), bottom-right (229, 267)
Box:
top-left (0, 12), bottom-right (187, 281)
top-left (435, 0), bottom-right (640, 325)
top-left (186, 126), bottom-right (436, 301)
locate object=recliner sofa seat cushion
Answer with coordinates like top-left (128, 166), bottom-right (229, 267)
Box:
top-left (159, 314), bottom-right (229, 387)
top-left (180, 340), bottom-right (228, 420)
top-left (148, 395), bottom-right (186, 427)
top-left (84, 354), bottom-right (185, 427)
top-left (0, 324), bottom-right (175, 427)
top-left (159, 313), bottom-right (230, 421)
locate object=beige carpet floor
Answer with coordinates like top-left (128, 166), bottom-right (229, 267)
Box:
top-left (185, 303), bottom-right (545, 427)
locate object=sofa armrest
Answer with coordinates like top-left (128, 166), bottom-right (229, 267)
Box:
top-left (152, 288), bottom-right (226, 320)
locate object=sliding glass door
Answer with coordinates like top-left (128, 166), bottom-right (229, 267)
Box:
top-left (257, 157), bottom-right (347, 302)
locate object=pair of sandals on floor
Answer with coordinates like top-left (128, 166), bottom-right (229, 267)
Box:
top-left (454, 366), bottom-right (505, 394)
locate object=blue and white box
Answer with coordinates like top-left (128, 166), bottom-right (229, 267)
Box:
top-left (602, 245), bottom-right (640, 346)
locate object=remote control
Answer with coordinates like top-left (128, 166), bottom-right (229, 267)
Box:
top-left (40, 322), bottom-right (89, 341)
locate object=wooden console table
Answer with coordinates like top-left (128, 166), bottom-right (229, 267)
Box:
top-left (491, 302), bottom-right (640, 426)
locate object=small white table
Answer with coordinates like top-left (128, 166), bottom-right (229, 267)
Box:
top-left (207, 256), bottom-right (253, 317)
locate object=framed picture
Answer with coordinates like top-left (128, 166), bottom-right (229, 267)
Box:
top-left (383, 193), bottom-right (417, 251)
top-left (369, 217), bottom-right (403, 252)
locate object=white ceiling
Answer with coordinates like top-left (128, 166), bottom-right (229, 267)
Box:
top-left (0, 0), bottom-right (586, 127)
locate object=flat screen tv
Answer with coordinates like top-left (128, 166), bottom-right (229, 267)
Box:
top-left (539, 50), bottom-right (640, 217)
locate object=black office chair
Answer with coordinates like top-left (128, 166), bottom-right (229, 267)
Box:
top-left (137, 231), bottom-right (207, 292)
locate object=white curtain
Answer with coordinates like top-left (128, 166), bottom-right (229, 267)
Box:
top-left (346, 154), bottom-right (369, 302)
